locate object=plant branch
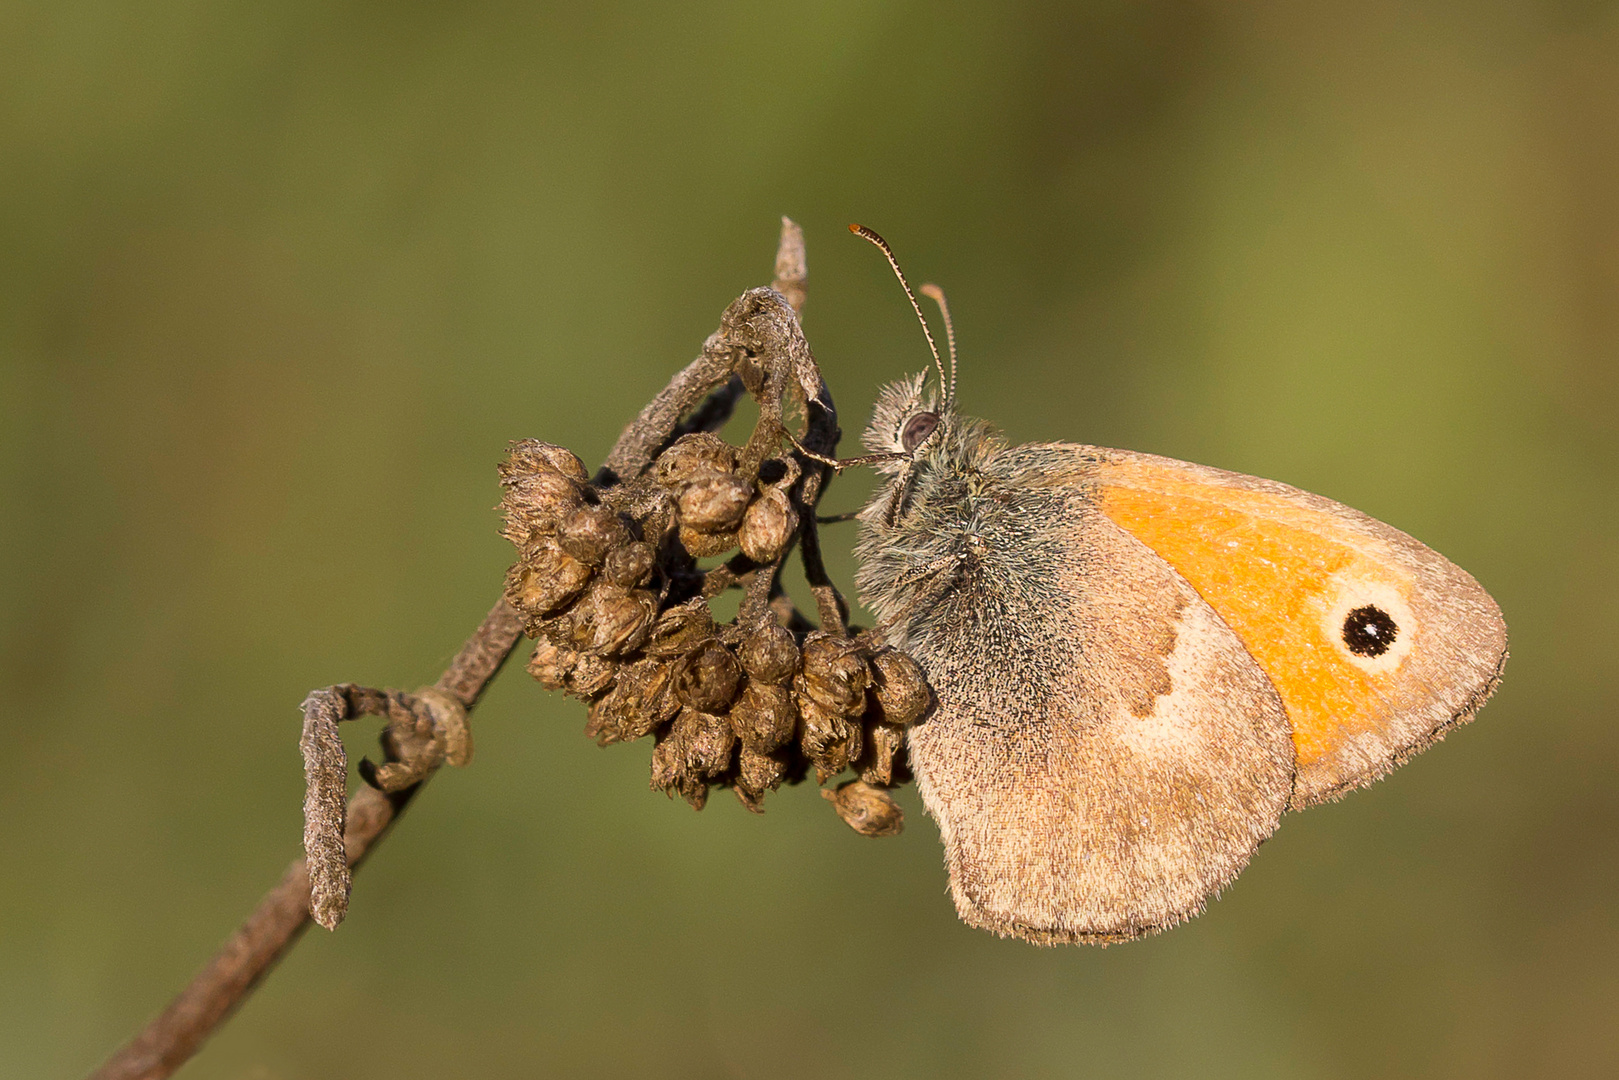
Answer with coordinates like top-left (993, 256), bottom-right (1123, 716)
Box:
top-left (88, 218), bottom-right (833, 1080)
top-left (87, 599), bottom-right (524, 1080)
top-left (599, 216), bottom-right (807, 486)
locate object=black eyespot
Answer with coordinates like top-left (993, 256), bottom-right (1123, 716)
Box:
top-left (900, 411), bottom-right (939, 452)
top-left (1342, 605), bottom-right (1398, 657)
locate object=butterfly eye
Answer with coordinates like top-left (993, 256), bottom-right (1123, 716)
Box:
top-left (1341, 605), bottom-right (1398, 658)
top-left (900, 411), bottom-right (939, 452)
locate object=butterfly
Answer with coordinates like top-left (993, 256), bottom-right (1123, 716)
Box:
top-left (846, 226), bottom-right (1507, 945)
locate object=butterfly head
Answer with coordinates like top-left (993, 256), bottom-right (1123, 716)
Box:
top-left (861, 371), bottom-right (947, 475)
top-left (846, 224), bottom-right (968, 479)
top-left (844, 225), bottom-right (1011, 542)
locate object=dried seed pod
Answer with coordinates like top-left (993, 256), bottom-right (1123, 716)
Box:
top-left (586, 658), bottom-right (677, 746)
top-left (603, 540), bottom-right (656, 588)
top-left (797, 632), bottom-right (871, 717)
top-left (546, 603), bottom-right (591, 652)
top-left (799, 698), bottom-right (862, 782)
top-left (858, 721), bottom-right (907, 787)
top-left (738, 622), bottom-right (799, 685)
top-left (673, 639), bottom-right (742, 713)
top-left (557, 504), bottom-right (631, 566)
top-left (500, 515), bottom-right (535, 550)
top-left (654, 432), bottom-right (737, 488)
top-left (505, 537), bottom-right (593, 620)
top-left (677, 522), bottom-right (739, 558)
top-left (583, 696), bottom-right (618, 746)
top-left (644, 600), bottom-right (717, 657)
top-left (822, 780), bottom-right (905, 837)
top-left (500, 465), bottom-right (584, 533)
top-left (738, 487), bottom-right (798, 564)
top-left (868, 648), bottom-right (931, 727)
top-left (684, 707), bottom-right (737, 778)
top-left (638, 500), bottom-right (678, 548)
top-left (728, 681), bottom-right (797, 752)
top-left (525, 609), bottom-right (574, 647)
top-left (678, 472), bottom-right (754, 532)
top-left (574, 583), bottom-right (657, 656)
top-left (601, 657), bottom-right (679, 742)
top-left (506, 438), bottom-right (589, 484)
top-left (734, 745), bottom-right (788, 812)
top-left (649, 717), bottom-right (698, 798)
top-left (648, 710), bottom-right (722, 809)
top-left (526, 638), bottom-right (579, 691)
top-left (565, 652), bottom-right (618, 698)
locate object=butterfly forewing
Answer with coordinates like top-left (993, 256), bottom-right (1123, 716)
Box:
top-left (1083, 447), bottom-right (1508, 806)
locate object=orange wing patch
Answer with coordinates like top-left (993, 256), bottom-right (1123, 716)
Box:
top-left (1095, 469), bottom-right (1416, 776)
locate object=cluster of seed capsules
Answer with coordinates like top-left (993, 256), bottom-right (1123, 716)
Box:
top-left (499, 434), bottom-right (931, 824)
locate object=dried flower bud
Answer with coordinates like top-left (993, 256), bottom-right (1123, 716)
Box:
top-left (858, 722), bottom-right (907, 787)
top-left (738, 622), bottom-right (799, 685)
top-left (603, 540), bottom-right (656, 588)
top-left (505, 537), bottom-right (593, 620)
top-left (644, 600), bottom-right (716, 657)
top-left (583, 696), bottom-right (617, 745)
top-left (654, 432), bottom-right (737, 488)
top-left (557, 504), bottom-right (631, 566)
top-left (649, 718), bottom-right (701, 806)
top-left (738, 487), bottom-right (798, 564)
top-left (674, 639), bottom-right (742, 713)
top-left (728, 681), bottom-right (797, 752)
top-left (684, 707), bottom-right (737, 778)
top-left (599, 657), bottom-right (679, 742)
top-left (677, 522), bottom-right (739, 558)
top-left (799, 698), bottom-right (862, 782)
top-left (797, 632), bottom-right (871, 716)
top-left (821, 780), bottom-right (905, 837)
top-left (525, 609), bottom-right (573, 646)
top-left (573, 583), bottom-right (657, 656)
top-left (638, 501), bottom-right (678, 548)
top-left (565, 652), bottom-right (617, 698)
top-left (500, 465), bottom-right (584, 533)
top-left (678, 472), bottom-right (754, 532)
top-left (734, 745), bottom-right (788, 812)
top-left (506, 439), bottom-right (589, 484)
top-left (868, 648), bottom-right (931, 727)
top-left (526, 638), bottom-right (579, 691)
top-left (649, 709), bottom-right (729, 809)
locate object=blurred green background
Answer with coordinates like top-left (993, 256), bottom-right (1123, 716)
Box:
top-left (3, 1), bottom-right (1616, 1077)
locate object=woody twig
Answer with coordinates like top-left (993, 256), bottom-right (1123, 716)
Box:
top-left (86, 598), bottom-right (525, 1080)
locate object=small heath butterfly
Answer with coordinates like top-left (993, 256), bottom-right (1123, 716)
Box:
top-left (846, 226), bottom-right (1507, 945)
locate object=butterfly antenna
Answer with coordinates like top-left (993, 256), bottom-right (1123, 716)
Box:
top-left (919, 283), bottom-right (957, 407)
top-left (849, 224), bottom-right (950, 404)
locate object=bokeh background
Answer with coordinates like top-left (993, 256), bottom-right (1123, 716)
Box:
top-left (4, 2), bottom-right (1617, 1077)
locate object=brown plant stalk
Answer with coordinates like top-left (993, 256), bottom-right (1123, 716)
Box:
top-left (89, 218), bottom-right (903, 1080)
top-left (86, 598), bottom-right (525, 1080)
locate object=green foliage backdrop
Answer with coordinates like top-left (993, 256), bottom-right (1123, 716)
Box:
top-left (4, 2), bottom-right (1617, 1076)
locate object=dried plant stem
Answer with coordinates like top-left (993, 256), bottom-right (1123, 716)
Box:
top-left (88, 599), bottom-right (524, 1080)
top-left (88, 218), bottom-right (828, 1080)
top-left (601, 216), bottom-right (807, 485)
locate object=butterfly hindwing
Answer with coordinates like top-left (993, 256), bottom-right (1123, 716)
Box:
top-left (886, 446), bottom-right (1296, 943)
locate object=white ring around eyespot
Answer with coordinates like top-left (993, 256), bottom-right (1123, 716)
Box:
top-left (1320, 572), bottom-right (1417, 676)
